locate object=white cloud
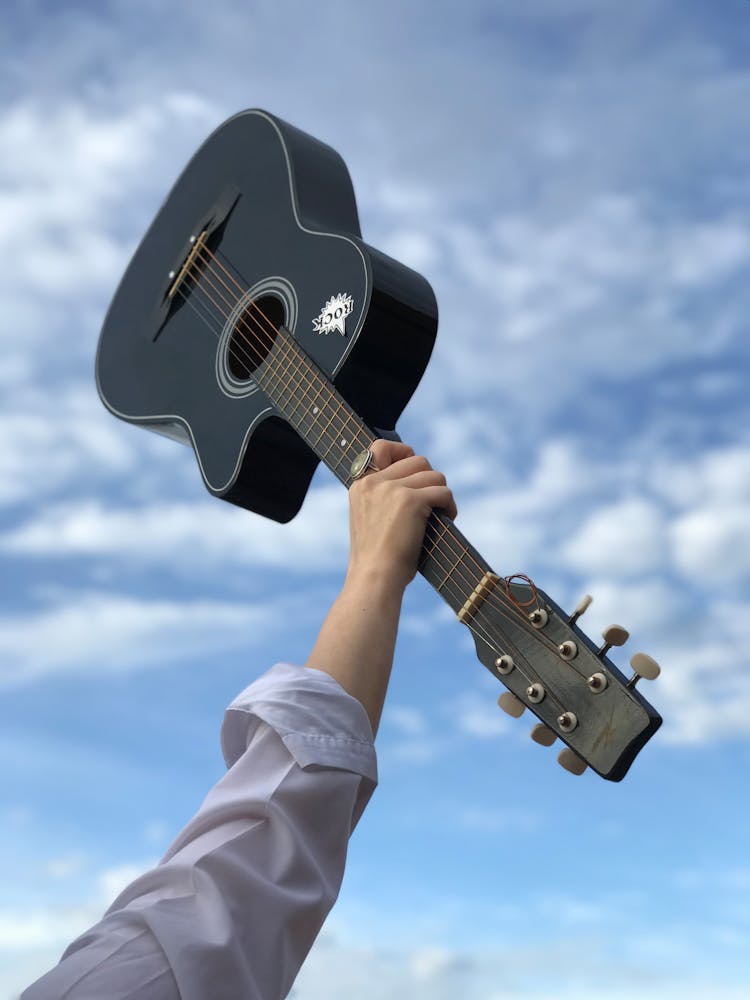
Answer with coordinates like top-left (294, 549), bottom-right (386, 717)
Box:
top-left (409, 193), bottom-right (750, 426)
top-left (385, 705), bottom-right (430, 738)
top-left (561, 497), bottom-right (668, 578)
top-left (0, 91), bottom-right (219, 424)
top-left (0, 854), bottom-right (157, 997)
top-left (0, 905), bottom-right (97, 952)
top-left (43, 854), bottom-right (86, 880)
top-left (643, 599), bottom-right (750, 744)
top-left (291, 926), bottom-right (750, 1000)
top-left (0, 590), bottom-right (289, 688)
top-left (652, 445), bottom-right (750, 509)
top-left (97, 861), bottom-right (158, 903)
top-left (573, 577), bottom-right (683, 638)
top-left (0, 98), bottom-right (197, 310)
top-left (0, 385), bottom-right (136, 506)
top-left (455, 805), bottom-right (538, 834)
top-left (453, 689), bottom-right (509, 739)
top-left (384, 229), bottom-right (441, 272)
top-left (379, 712), bottom-right (444, 766)
top-left (672, 504), bottom-right (750, 583)
top-left (1, 484), bottom-right (349, 571)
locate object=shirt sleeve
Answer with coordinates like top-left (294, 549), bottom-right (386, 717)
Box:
top-left (22, 663), bottom-right (378, 1000)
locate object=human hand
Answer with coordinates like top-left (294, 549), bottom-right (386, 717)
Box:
top-left (346, 440), bottom-right (457, 594)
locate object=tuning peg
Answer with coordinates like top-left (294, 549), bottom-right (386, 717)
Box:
top-left (568, 594), bottom-right (593, 625)
top-left (597, 624), bottom-right (629, 657)
top-left (498, 692), bottom-right (525, 717)
top-left (627, 652), bottom-right (661, 688)
top-left (530, 723), bottom-right (556, 746)
top-left (557, 748), bottom-right (587, 775)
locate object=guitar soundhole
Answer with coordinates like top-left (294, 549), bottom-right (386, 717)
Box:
top-left (227, 294), bottom-right (285, 381)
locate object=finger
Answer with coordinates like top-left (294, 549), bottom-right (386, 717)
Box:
top-left (375, 453), bottom-right (433, 481)
top-left (397, 469), bottom-right (447, 490)
top-left (368, 439), bottom-right (415, 471)
top-left (415, 484), bottom-right (458, 521)
top-left (391, 470), bottom-right (456, 518)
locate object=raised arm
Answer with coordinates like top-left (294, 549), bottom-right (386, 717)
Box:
top-left (22, 440), bottom-right (455, 1000)
top-left (305, 438), bottom-right (456, 735)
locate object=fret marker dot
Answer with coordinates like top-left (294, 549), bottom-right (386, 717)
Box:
top-left (312, 406), bottom-right (319, 414)
top-left (341, 438), bottom-right (347, 447)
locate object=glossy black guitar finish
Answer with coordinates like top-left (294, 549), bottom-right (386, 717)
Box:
top-left (97, 110), bottom-right (662, 780)
top-left (97, 109), bottom-right (437, 522)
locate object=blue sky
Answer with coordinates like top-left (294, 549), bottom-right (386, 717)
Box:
top-left (2, 0), bottom-right (750, 996)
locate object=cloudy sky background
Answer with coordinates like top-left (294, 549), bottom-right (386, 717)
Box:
top-left (2, 0), bottom-right (750, 996)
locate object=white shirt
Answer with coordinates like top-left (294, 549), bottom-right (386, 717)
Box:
top-left (22, 663), bottom-right (378, 1000)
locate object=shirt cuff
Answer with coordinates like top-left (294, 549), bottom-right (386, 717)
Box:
top-left (220, 662), bottom-right (378, 785)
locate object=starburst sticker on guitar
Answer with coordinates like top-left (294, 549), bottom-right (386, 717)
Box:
top-left (313, 292), bottom-right (354, 336)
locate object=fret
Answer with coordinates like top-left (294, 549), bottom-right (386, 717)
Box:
top-left (255, 330), bottom-right (490, 619)
top-left (436, 556), bottom-right (465, 595)
top-left (293, 390), bottom-right (325, 445)
top-left (256, 328), bottom-right (373, 486)
top-left (420, 512), bottom-right (491, 617)
top-left (266, 334), bottom-right (312, 419)
top-left (314, 406), bottom-right (340, 456)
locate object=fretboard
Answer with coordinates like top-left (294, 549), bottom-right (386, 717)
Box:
top-left (258, 327), bottom-right (374, 487)
top-left (256, 328), bottom-right (493, 617)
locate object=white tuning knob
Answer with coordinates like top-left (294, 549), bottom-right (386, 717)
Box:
top-left (599, 624), bottom-right (629, 656)
top-left (530, 723), bottom-right (556, 746)
top-left (557, 748), bottom-right (587, 775)
top-left (628, 652), bottom-right (661, 687)
top-left (498, 692), bottom-right (525, 718)
top-left (568, 594), bottom-right (593, 625)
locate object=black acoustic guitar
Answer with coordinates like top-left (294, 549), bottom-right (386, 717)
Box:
top-left (96, 109), bottom-right (662, 780)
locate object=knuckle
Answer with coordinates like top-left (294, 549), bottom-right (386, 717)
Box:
top-left (351, 473), bottom-right (374, 494)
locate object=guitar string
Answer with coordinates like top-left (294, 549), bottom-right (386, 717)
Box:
top-left (189, 246), bottom-right (563, 635)
top-left (185, 248), bottom-right (547, 617)
top-left (173, 251), bottom-right (596, 700)
top-left (181, 243), bottom-right (593, 690)
top-left (194, 246), bottom-right (595, 695)
top-left (169, 268), bottom-right (540, 648)
top-left (167, 296), bottom-right (571, 714)
top-left (184, 247), bottom-right (586, 652)
top-left (169, 261), bottom-right (587, 719)
top-left (170, 268), bottom-right (557, 690)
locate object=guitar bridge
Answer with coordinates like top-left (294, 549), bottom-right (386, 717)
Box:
top-left (167, 230), bottom-right (209, 301)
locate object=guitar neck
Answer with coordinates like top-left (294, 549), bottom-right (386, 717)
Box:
top-left (257, 328), bottom-right (494, 614)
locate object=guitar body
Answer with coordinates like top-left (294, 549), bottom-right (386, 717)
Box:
top-left (96, 109), bottom-right (438, 521)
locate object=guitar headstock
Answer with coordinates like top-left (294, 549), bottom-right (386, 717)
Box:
top-left (468, 578), bottom-right (662, 780)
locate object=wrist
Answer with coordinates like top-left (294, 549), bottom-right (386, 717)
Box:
top-left (343, 561), bottom-right (409, 607)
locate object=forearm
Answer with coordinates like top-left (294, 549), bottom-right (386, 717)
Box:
top-left (305, 442), bottom-right (455, 737)
top-left (304, 566), bottom-right (405, 738)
